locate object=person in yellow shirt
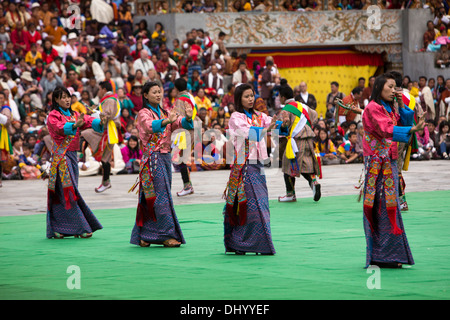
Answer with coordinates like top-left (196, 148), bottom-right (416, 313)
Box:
top-left (314, 127), bottom-right (340, 165)
top-left (71, 92), bottom-right (88, 114)
top-left (194, 88), bottom-right (213, 119)
top-left (25, 43), bottom-right (42, 67)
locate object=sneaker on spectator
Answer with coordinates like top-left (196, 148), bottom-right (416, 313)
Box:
top-left (278, 194), bottom-right (296, 202)
top-left (177, 186), bottom-right (194, 197)
top-left (95, 182), bottom-right (111, 193)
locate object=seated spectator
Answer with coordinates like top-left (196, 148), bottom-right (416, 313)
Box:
top-left (221, 83), bottom-right (235, 108)
top-left (11, 21), bottom-right (30, 53)
top-left (121, 135), bottom-right (142, 174)
top-left (337, 0), bottom-right (353, 10)
top-left (427, 26), bottom-right (450, 52)
top-left (423, 20), bottom-right (438, 50)
top-left (80, 90), bottom-right (95, 114)
top-left (232, 61), bottom-right (252, 85)
top-left (25, 43), bottom-right (42, 67)
top-left (128, 82), bottom-right (143, 115)
top-left (70, 91), bottom-right (87, 115)
top-left (64, 69), bottom-right (83, 94)
top-left (151, 22), bottom-right (166, 52)
top-left (41, 39), bottom-right (59, 66)
top-left (204, 65), bottom-right (224, 98)
top-left (344, 121), bottom-right (357, 140)
top-left (355, 122), bottom-right (364, 158)
top-left (197, 107), bottom-right (211, 128)
top-left (133, 50), bottom-right (155, 75)
top-left (80, 55), bottom-right (106, 83)
top-left (437, 120), bottom-right (450, 158)
top-left (188, 69), bottom-right (204, 94)
top-left (315, 128), bottom-right (339, 165)
top-left (337, 132), bottom-right (361, 163)
top-left (99, 22), bottom-right (118, 51)
top-left (412, 126), bottom-right (436, 160)
top-left (18, 143), bottom-right (41, 180)
top-left (120, 107), bottom-right (134, 133)
top-left (19, 71), bottom-right (43, 110)
top-left (195, 88), bottom-right (213, 118)
top-left (194, 126), bottom-right (224, 170)
top-left (435, 44), bottom-right (450, 68)
top-left (43, 17), bottom-right (67, 56)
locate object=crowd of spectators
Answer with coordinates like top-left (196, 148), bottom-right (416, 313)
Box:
top-left (0, 0), bottom-right (449, 186)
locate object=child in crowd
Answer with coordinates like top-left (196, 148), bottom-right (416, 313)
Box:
top-left (337, 131), bottom-right (360, 163)
top-left (437, 120), bottom-right (450, 159)
top-left (120, 135), bottom-right (142, 174)
top-left (315, 128), bottom-right (339, 165)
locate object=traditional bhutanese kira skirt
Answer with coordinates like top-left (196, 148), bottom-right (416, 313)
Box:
top-left (223, 161), bottom-right (276, 255)
top-left (363, 156), bottom-right (414, 268)
top-left (46, 151), bottom-right (103, 238)
top-left (130, 152), bottom-right (185, 246)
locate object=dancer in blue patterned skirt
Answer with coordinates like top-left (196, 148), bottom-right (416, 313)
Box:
top-left (46, 86), bottom-right (105, 239)
top-left (223, 83), bottom-right (283, 255)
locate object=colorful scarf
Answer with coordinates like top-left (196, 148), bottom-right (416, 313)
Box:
top-left (131, 106), bottom-right (167, 226)
top-left (174, 93), bottom-right (197, 151)
top-left (282, 101), bottom-right (322, 178)
top-left (0, 106), bottom-right (12, 155)
top-left (47, 132), bottom-right (78, 210)
top-left (223, 137), bottom-right (250, 226)
top-left (99, 93), bottom-right (121, 145)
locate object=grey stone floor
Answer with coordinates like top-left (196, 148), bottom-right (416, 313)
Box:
top-left (1, 160), bottom-right (449, 216)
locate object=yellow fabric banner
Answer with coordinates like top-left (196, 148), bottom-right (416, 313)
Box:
top-left (278, 65), bottom-right (378, 118)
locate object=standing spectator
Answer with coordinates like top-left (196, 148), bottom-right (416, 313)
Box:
top-left (260, 60), bottom-right (275, 111)
top-left (438, 78), bottom-right (450, 119)
top-left (295, 81), bottom-right (317, 110)
top-left (361, 76), bottom-right (375, 107)
top-left (418, 76), bottom-right (435, 120)
top-left (325, 81), bottom-right (345, 122)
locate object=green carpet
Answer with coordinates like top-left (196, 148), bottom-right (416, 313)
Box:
top-left (0, 190), bottom-right (449, 300)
